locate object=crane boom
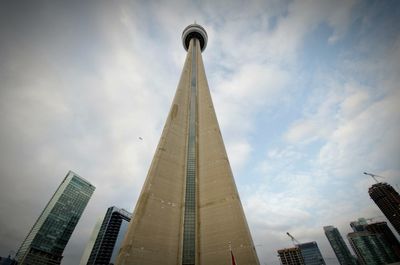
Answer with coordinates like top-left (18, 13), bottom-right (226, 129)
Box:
top-left (363, 172), bottom-right (384, 183)
top-left (286, 232), bottom-right (300, 245)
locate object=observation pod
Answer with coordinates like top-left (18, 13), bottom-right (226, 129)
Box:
top-left (182, 23), bottom-right (208, 52)
top-left (115, 24), bottom-right (260, 265)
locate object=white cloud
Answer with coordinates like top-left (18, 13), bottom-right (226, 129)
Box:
top-left (248, 3), bottom-right (400, 264)
top-left (211, 62), bottom-right (289, 173)
top-left (285, 119), bottom-right (320, 143)
top-left (317, 87), bottom-right (400, 177)
top-left (1, 1), bottom-right (399, 265)
top-left (214, 63), bottom-right (289, 132)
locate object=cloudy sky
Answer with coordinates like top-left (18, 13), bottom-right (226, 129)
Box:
top-left (0, 0), bottom-right (399, 264)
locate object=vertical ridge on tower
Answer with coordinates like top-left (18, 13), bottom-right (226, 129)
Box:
top-left (182, 38), bottom-right (198, 265)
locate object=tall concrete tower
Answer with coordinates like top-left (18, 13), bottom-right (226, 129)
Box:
top-left (116, 24), bottom-right (260, 265)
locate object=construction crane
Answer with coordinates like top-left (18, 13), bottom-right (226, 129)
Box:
top-left (363, 172), bottom-right (384, 183)
top-left (286, 232), bottom-right (300, 245)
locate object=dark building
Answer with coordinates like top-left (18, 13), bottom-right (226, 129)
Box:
top-left (366, 222), bottom-right (400, 260)
top-left (347, 231), bottom-right (397, 265)
top-left (16, 171), bottom-right (95, 265)
top-left (350, 218), bottom-right (368, 232)
top-left (369, 182), bottom-right (400, 235)
top-left (86, 206), bottom-right (132, 265)
top-left (297, 242), bottom-right (326, 265)
top-left (0, 256), bottom-right (17, 265)
top-left (278, 247), bottom-right (305, 265)
top-left (348, 218), bottom-right (399, 264)
top-left (324, 226), bottom-right (357, 265)
top-left (278, 242), bottom-right (326, 265)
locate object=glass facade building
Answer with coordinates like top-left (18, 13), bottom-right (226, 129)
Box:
top-left (86, 206), bottom-right (132, 265)
top-left (297, 242), bottom-right (326, 265)
top-left (16, 171), bottom-right (95, 265)
top-left (350, 218), bottom-right (368, 232)
top-left (324, 226), bottom-right (357, 265)
top-left (347, 231), bottom-right (397, 265)
top-left (366, 222), bottom-right (400, 260)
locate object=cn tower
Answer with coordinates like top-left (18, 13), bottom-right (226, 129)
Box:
top-left (116, 24), bottom-right (260, 265)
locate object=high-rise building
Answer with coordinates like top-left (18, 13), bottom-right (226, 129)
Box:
top-left (277, 242), bottom-right (325, 265)
top-left (348, 218), bottom-right (399, 264)
top-left (115, 24), bottom-right (260, 265)
top-left (277, 247), bottom-right (305, 265)
top-left (323, 226), bottom-right (357, 265)
top-left (85, 206), bottom-right (132, 265)
top-left (347, 231), bottom-right (397, 265)
top-left (366, 222), bottom-right (400, 260)
top-left (16, 171), bottom-right (95, 265)
top-left (79, 218), bottom-right (103, 265)
top-left (369, 182), bottom-right (400, 235)
top-left (350, 218), bottom-right (368, 232)
top-left (297, 242), bottom-right (326, 265)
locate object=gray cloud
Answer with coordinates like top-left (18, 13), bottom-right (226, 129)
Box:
top-left (1, 1), bottom-right (399, 265)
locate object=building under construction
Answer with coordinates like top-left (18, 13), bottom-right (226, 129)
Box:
top-left (277, 247), bottom-right (305, 265)
top-left (280, 233), bottom-right (326, 265)
top-left (368, 182), bottom-right (400, 235)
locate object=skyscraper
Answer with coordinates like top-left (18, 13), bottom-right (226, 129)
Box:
top-left (347, 218), bottom-right (399, 264)
top-left (323, 226), bottom-right (357, 265)
top-left (366, 222), bottom-right (400, 260)
top-left (85, 206), bottom-right (132, 265)
top-left (80, 217), bottom-right (103, 265)
top-left (277, 247), bottom-right (305, 265)
top-left (297, 242), bottom-right (326, 265)
top-left (350, 218), bottom-right (368, 232)
top-left (347, 231), bottom-right (397, 265)
top-left (16, 171), bottom-right (95, 265)
top-left (115, 24), bottom-right (260, 265)
top-left (277, 242), bottom-right (325, 265)
top-left (369, 182), bottom-right (400, 235)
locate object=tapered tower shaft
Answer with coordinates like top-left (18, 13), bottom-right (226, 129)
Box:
top-left (116, 24), bottom-right (259, 265)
